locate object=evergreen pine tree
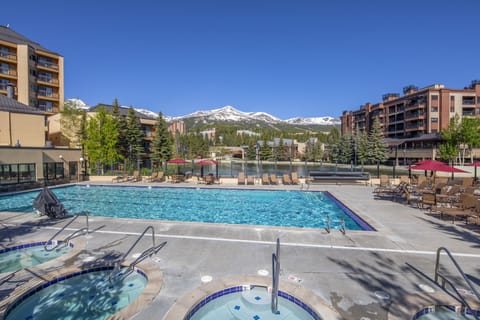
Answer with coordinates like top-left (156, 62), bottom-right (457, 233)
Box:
top-left (125, 107), bottom-right (144, 171)
top-left (111, 98), bottom-right (128, 161)
top-left (368, 118), bottom-right (387, 163)
top-left (151, 112), bottom-right (173, 169)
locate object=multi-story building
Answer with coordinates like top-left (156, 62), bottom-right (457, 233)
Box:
top-left (0, 25), bottom-right (64, 114)
top-left (341, 81), bottom-right (480, 138)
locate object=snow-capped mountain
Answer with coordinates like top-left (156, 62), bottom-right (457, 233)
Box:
top-left (65, 99), bottom-right (340, 129)
top-left (285, 116), bottom-right (340, 126)
top-left (65, 98), bottom-right (90, 110)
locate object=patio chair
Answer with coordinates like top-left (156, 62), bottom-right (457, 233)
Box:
top-left (261, 174), bottom-right (270, 185)
top-left (291, 172), bottom-right (300, 185)
top-left (437, 193), bottom-right (478, 224)
top-left (462, 177), bottom-right (474, 189)
top-left (112, 173), bottom-right (128, 183)
top-left (247, 176), bottom-right (255, 185)
top-left (282, 174), bottom-right (292, 185)
top-left (420, 192), bottom-right (436, 212)
top-left (238, 172), bottom-right (245, 185)
top-left (270, 174), bottom-right (278, 185)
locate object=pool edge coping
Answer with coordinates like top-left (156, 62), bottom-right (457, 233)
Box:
top-left (161, 274), bottom-right (342, 320)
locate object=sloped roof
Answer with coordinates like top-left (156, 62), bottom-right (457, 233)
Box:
top-left (0, 25), bottom-right (59, 55)
top-left (89, 104), bottom-right (157, 120)
top-left (0, 94), bottom-right (44, 115)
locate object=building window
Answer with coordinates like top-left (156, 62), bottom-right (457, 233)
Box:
top-left (450, 106), bottom-right (455, 113)
top-left (0, 46), bottom-right (8, 58)
top-left (431, 106), bottom-right (438, 112)
top-left (431, 95), bottom-right (439, 101)
top-left (477, 109), bottom-right (480, 115)
top-left (38, 101), bottom-right (54, 112)
top-left (477, 96), bottom-right (480, 104)
top-left (0, 62), bottom-right (9, 74)
top-left (431, 117), bottom-right (438, 123)
top-left (0, 78), bottom-right (8, 91)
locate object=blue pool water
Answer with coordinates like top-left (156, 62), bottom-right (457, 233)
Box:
top-left (0, 241), bottom-right (72, 273)
top-left (5, 266), bottom-right (147, 320)
top-left (187, 286), bottom-right (322, 320)
top-left (0, 185), bottom-right (372, 231)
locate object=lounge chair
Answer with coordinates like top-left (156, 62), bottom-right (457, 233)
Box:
top-left (270, 174), bottom-right (278, 185)
top-left (128, 170), bottom-right (141, 182)
top-left (247, 176), bottom-right (255, 185)
top-left (152, 171), bottom-right (166, 182)
top-left (261, 174), bottom-right (270, 185)
top-left (238, 172), bottom-right (245, 185)
top-left (112, 173), bottom-right (128, 183)
top-left (146, 172), bottom-right (158, 182)
top-left (204, 174), bottom-right (214, 185)
top-left (282, 174), bottom-right (291, 185)
top-left (379, 175), bottom-right (390, 187)
top-left (291, 172), bottom-right (300, 185)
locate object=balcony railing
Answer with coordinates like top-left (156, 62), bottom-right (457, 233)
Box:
top-left (0, 68), bottom-right (17, 76)
top-left (0, 52), bottom-right (16, 61)
top-left (37, 62), bottom-right (59, 70)
top-left (37, 92), bottom-right (59, 99)
top-left (37, 76), bottom-right (59, 84)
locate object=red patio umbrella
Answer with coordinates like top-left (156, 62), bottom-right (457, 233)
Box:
top-left (466, 161), bottom-right (480, 180)
top-left (409, 159), bottom-right (468, 179)
top-left (195, 159), bottom-right (219, 178)
top-left (167, 158), bottom-right (189, 174)
top-left (167, 158), bottom-right (189, 164)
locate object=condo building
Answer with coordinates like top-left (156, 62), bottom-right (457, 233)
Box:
top-left (341, 81), bottom-right (480, 138)
top-left (0, 25), bottom-right (64, 113)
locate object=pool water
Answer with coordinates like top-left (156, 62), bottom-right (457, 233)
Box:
top-left (413, 305), bottom-right (479, 319)
top-left (5, 267), bottom-right (147, 320)
top-left (187, 286), bottom-right (321, 320)
top-left (0, 242), bottom-right (72, 273)
top-left (0, 185), bottom-right (372, 230)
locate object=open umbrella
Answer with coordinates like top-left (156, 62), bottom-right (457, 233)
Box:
top-left (409, 159), bottom-right (468, 179)
top-left (195, 159), bottom-right (219, 178)
top-left (466, 161), bottom-right (480, 180)
top-left (167, 158), bottom-right (189, 174)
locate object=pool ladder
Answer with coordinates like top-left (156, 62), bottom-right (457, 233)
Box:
top-left (44, 212), bottom-right (90, 251)
top-left (434, 247), bottom-right (480, 313)
top-left (325, 216), bottom-right (346, 235)
top-left (271, 238), bottom-right (280, 314)
top-left (109, 226), bottom-right (167, 282)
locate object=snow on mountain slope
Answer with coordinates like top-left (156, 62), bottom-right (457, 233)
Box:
top-left (65, 100), bottom-right (339, 126)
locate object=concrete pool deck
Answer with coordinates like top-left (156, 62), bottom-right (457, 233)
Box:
top-left (1, 181), bottom-right (479, 319)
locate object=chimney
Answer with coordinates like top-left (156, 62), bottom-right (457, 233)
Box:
top-left (6, 83), bottom-right (14, 99)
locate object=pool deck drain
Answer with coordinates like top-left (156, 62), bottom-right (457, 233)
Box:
top-left (1, 182), bottom-right (480, 320)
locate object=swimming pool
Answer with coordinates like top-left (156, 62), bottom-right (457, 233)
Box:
top-left (4, 266), bottom-right (147, 320)
top-left (0, 185), bottom-right (373, 231)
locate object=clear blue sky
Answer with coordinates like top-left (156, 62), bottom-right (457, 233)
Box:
top-left (1, 0), bottom-right (478, 119)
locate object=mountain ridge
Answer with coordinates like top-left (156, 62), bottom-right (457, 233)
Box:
top-left (65, 99), bottom-right (340, 131)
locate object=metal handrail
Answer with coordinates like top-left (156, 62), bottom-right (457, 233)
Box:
top-left (340, 217), bottom-right (346, 235)
top-left (108, 226), bottom-right (157, 282)
top-left (44, 212), bottom-right (90, 251)
top-left (120, 225), bottom-right (156, 263)
top-left (271, 238), bottom-right (280, 314)
top-left (325, 215), bottom-right (331, 233)
top-left (109, 241), bottom-right (167, 283)
top-left (44, 215), bottom-right (78, 251)
top-left (434, 247), bottom-right (480, 311)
